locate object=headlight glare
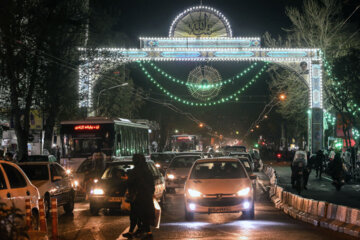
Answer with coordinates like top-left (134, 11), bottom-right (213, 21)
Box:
top-left (188, 189), bottom-right (202, 198)
top-left (237, 187), bottom-right (250, 196)
top-left (91, 188), bottom-right (104, 195)
top-left (167, 174), bottom-right (175, 179)
top-left (155, 163), bottom-right (161, 168)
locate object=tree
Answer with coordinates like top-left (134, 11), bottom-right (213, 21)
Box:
top-left (0, 0), bottom-right (46, 161)
top-left (93, 65), bottom-right (143, 118)
top-left (264, 0), bottom-right (360, 146)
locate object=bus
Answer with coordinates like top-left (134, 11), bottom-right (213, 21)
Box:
top-left (60, 117), bottom-right (150, 170)
top-left (170, 134), bottom-right (202, 152)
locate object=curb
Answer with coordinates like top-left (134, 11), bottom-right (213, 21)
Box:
top-left (263, 165), bottom-right (360, 238)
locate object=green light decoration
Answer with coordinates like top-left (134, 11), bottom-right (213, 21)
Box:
top-left (323, 110), bottom-right (359, 140)
top-left (145, 61), bottom-right (258, 88)
top-left (320, 50), bottom-right (359, 115)
top-left (138, 61), bottom-right (269, 106)
top-left (187, 65), bottom-right (222, 101)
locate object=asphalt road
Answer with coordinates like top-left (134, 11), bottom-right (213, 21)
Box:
top-left (273, 165), bottom-right (360, 209)
top-left (52, 171), bottom-right (356, 240)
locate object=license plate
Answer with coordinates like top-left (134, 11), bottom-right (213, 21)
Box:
top-left (108, 197), bottom-right (122, 202)
top-left (209, 207), bottom-right (231, 213)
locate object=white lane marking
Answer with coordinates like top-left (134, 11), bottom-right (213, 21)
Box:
top-left (322, 176), bottom-right (333, 182)
top-left (116, 226), bottom-right (130, 240)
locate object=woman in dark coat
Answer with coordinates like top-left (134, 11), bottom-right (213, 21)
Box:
top-left (127, 154), bottom-right (155, 239)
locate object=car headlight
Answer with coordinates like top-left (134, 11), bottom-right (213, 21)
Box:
top-left (188, 189), bottom-right (202, 198)
top-left (237, 187), bottom-right (250, 196)
top-left (91, 188), bottom-right (104, 195)
top-left (93, 178), bottom-right (98, 183)
top-left (155, 163), bottom-right (161, 168)
top-left (167, 174), bottom-right (175, 179)
top-left (73, 180), bottom-right (79, 187)
top-left (65, 169), bottom-right (72, 175)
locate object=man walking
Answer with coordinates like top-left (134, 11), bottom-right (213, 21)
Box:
top-left (315, 150), bottom-right (325, 179)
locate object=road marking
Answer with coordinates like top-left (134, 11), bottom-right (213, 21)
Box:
top-left (322, 176), bottom-right (333, 182)
top-left (116, 226), bottom-right (129, 240)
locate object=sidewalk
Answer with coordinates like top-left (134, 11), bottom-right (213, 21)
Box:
top-left (273, 164), bottom-right (360, 209)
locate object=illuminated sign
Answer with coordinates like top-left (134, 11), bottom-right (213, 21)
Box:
top-left (176, 136), bottom-right (193, 141)
top-left (74, 125), bottom-right (100, 131)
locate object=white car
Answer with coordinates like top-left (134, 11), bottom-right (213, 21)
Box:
top-left (165, 155), bottom-right (201, 193)
top-left (18, 162), bottom-right (75, 216)
top-left (184, 158), bottom-right (256, 220)
top-left (0, 160), bottom-right (40, 227)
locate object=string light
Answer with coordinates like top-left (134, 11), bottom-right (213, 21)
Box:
top-left (137, 61), bottom-right (269, 106)
top-left (143, 61), bottom-right (258, 88)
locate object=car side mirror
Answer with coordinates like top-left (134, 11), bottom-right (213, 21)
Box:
top-left (249, 174), bottom-right (257, 180)
top-left (53, 176), bottom-right (62, 182)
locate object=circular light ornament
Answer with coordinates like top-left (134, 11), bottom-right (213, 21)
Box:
top-left (169, 6), bottom-right (232, 38)
top-left (187, 65), bottom-right (222, 101)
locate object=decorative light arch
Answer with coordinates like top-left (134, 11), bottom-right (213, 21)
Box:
top-left (79, 5), bottom-right (324, 153)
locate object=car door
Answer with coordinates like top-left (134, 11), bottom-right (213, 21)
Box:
top-left (53, 164), bottom-right (72, 203)
top-left (1, 162), bottom-right (33, 212)
top-left (0, 166), bottom-right (11, 209)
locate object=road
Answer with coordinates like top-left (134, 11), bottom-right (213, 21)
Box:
top-left (51, 171), bottom-right (356, 240)
top-left (273, 165), bottom-right (360, 209)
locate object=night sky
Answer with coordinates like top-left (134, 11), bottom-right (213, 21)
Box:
top-left (93, 0), bottom-right (360, 145)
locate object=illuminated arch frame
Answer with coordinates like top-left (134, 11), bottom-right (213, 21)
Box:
top-left (78, 5), bottom-right (324, 153)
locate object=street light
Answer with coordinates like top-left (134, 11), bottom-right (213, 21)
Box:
top-left (199, 123), bottom-right (204, 128)
top-left (279, 93), bottom-right (286, 101)
top-left (97, 83), bottom-right (129, 115)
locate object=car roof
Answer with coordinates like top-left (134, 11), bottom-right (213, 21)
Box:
top-left (195, 157), bottom-right (240, 163)
top-left (18, 162), bottom-right (51, 165)
top-left (172, 155), bottom-right (201, 158)
top-left (229, 152), bottom-right (249, 154)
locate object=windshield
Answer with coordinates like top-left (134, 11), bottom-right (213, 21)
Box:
top-left (224, 146), bottom-right (246, 152)
top-left (19, 165), bottom-right (49, 180)
top-left (151, 153), bottom-right (175, 163)
top-left (239, 158), bottom-right (251, 172)
top-left (169, 156), bottom-right (199, 168)
top-left (26, 156), bottom-right (49, 162)
top-left (101, 163), bottom-right (134, 180)
top-left (190, 161), bottom-right (247, 179)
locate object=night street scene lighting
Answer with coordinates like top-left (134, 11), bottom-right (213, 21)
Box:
top-left (0, 0), bottom-right (359, 239)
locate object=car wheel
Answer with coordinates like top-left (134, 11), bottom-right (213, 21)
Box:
top-left (63, 192), bottom-right (75, 214)
top-left (90, 202), bottom-right (99, 216)
top-left (242, 203), bottom-right (255, 220)
top-left (185, 206), bottom-right (194, 221)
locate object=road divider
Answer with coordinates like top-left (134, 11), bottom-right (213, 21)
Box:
top-left (263, 165), bottom-right (360, 238)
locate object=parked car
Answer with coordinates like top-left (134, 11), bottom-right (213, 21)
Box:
top-left (221, 145), bottom-right (247, 155)
top-left (18, 162), bottom-right (75, 216)
top-left (184, 157), bottom-right (256, 221)
top-left (89, 159), bottom-right (165, 215)
top-left (0, 160), bottom-right (40, 228)
top-left (165, 155), bottom-right (201, 193)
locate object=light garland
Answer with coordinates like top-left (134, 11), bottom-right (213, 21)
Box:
top-left (168, 6), bottom-right (233, 37)
top-left (137, 61), bottom-right (269, 106)
top-left (143, 61), bottom-right (258, 88)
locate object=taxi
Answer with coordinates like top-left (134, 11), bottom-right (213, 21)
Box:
top-left (184, 158), bottom-right (256, 220)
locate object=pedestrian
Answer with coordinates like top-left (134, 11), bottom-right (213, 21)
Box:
top-left (91, 144), bottom-right (106, 178)
top-left (5, 152), bottom-right (13, 162)
top-left (328, 152), bottom-right (344, 186)
top-left (315, 150), bottom-right (325, 179)
top-left (56, 146), bottom-right (61, 164)
top-left (122, 167), bottom-right (142, 239)
top-left (127, 154), bottom-right (155, 240)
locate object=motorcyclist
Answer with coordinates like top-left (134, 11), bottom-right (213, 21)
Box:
top-left (291, 151), bottom-right (307, 189)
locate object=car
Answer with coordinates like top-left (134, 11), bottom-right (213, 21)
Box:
top-left (228, 152), bottom-right (255, 171)
top-left (151, 152), bottom-right (176, 174)
top-left (184, 157), bottom-right (256, 221)
top-left (19, 154), bottom-right (58, 163)
top-left (89, 159), bottom-right (165, 215)
top-left (0, 160), bottom-right (40, 228)
top-left (18, 162), bottom-right (75, 216)
top-left (72, 158), bottom-right (112, 199)
top-left (221, 145), bottom-right (247, 155)
top-left (165, 155), bottom-right (201, 193)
